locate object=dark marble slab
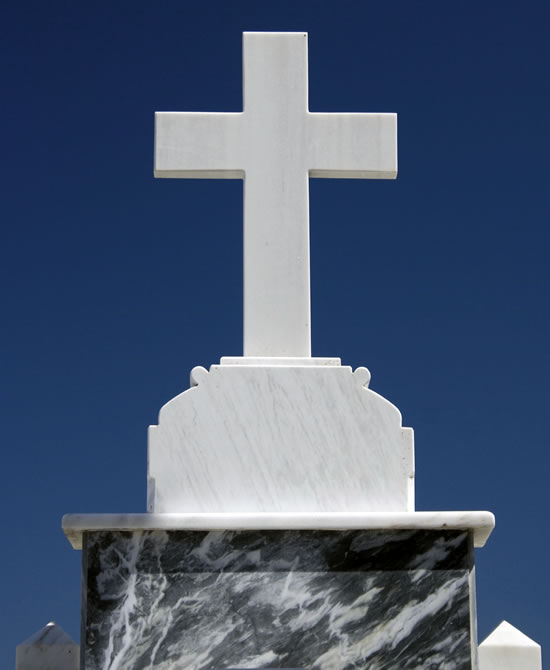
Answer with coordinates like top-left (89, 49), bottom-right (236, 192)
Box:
top-left (82, 529), bottom-right (476, 670)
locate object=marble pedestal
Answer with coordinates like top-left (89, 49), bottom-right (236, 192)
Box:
top-left (65, 513), bottom-right (494, 670)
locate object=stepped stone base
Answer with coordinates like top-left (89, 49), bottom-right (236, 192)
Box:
top-left (82, 528), bottom-right (477, 670)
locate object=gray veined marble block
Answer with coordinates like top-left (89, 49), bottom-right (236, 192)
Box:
top-left (82, 529), bottom-right (477, 670)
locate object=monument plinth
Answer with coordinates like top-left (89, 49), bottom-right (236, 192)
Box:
top-left (63, 31), bottom-right (494, 670)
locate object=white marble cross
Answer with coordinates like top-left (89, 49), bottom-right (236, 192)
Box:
top-left (155, 32), bottom-right (397, 357)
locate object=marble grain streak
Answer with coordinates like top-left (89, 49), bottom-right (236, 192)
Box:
top-left (83, 529), bottom-right (475, 670)
top-left (147, 365), bottom-right (414, 514)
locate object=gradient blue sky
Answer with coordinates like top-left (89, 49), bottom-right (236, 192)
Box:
top-left (2, 0), bottom-right (549, 662)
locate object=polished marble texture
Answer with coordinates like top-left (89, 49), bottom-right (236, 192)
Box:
top-left (83, 529), bottom-right (476, 670)
top-left (147, 363), bottom-right (414, 514)
top-left (155, 33), bottom-right (397, 358)
top-left (63, 510), bottom-right (495, 549)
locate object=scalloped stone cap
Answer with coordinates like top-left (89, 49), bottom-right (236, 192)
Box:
top-left (148, 363), bottom-right (414, 514)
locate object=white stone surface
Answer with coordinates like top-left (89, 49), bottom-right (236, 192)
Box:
top-left (147, 362), bottom-right (413, 514)
top-left (219, 356), bottom-right (341, 366)
top-left (62, 510), bottom-right (495, 550)
top-left (155, 32), bottom-right (397, 357)
top-left (16, 622), bottom-right (79, 670)
top-left (479, 621), bottom-right (542, 670)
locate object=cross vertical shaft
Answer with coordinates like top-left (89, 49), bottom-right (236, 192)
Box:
top-left (242, 33), bottom-right (311, 357)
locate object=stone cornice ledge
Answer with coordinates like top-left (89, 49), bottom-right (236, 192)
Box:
top-left (63, 511), bottom-right (495, 550)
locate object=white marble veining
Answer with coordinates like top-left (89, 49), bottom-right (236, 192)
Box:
top-left (479, 621), bottom-right (542, 670)
top-left (82, 529), bottom-right (477, 670)
top-left (155, 32), bottom-right (397, 357)
top-left (148, 363), bottom-right (414, 514)
top-left (62, 510), bottom-right (495, 549)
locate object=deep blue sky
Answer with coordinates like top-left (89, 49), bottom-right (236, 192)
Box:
top-left (2, 0), bottom-right (549, 662)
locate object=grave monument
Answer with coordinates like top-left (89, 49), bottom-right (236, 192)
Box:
top-left (63, 32), bottom-right (496, 669)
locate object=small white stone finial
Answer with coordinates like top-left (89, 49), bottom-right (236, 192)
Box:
top-left (16, 622), bottom-right (79, 670)
top-left (479, 620), bottom-right (542, 670)
top-left (155, 32), bottom-right (397, 358)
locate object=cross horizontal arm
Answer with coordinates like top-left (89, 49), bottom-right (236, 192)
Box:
top-left (154, 112), bottom-right (245, 178)
top-left (307, 113), bottom-right (397, 178)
